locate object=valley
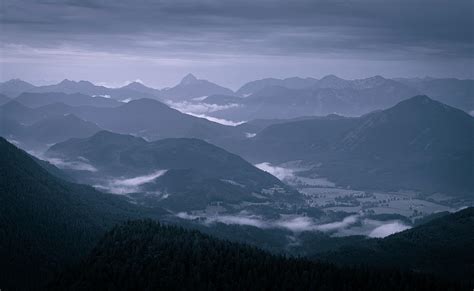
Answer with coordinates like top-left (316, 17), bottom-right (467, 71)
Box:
top-left (2, 1), bottom-right (473, 289)
top-left (1, 74), bottom-right (473, 290)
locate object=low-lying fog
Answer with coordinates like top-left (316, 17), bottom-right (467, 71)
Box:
top-left (25, 148), bottom-right (458, 240)
top-left (94, 170), bottom-right (168, 194)
top-left (165, 99), bottom-right (245, 126)
top-left (176, 211), bottom-right (411, 238)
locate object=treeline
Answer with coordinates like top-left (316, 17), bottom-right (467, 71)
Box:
top-left (54, 220), bottom-right (461, 291)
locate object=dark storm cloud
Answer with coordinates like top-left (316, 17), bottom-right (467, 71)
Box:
top-left (2, 0), bottom-right (472, 59)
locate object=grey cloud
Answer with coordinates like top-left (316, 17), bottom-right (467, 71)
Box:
top-left (2, 0), bottom-right (472, 58)
top-left (368, 222), bottom-right (411, 238)
top-left (94, 170), bottom-right (167, 194)
top-left (1, 0), bottom-right (472, 87)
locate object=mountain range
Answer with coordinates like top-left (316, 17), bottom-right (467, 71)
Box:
top-left (205, 75), bottom-right (453, 120)
top-left (15, 92), bottom-right (121, 108)
top-left (0, 79), bottom-right (159, 101)
top-left (2, 75), bottom-right (472, 117)
top-left (233, 95), bottom-right (474, 195)
top-left (0, 97), bottom-right (243, 151)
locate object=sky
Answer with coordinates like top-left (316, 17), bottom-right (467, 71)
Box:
top-left (1, 0), bottom-right (473, 89)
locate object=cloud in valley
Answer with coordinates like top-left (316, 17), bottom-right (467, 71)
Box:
top-left (369, 222), bottom-right (411, 238)
top-left (166, 100), bottom-right (245, 126)
top-left (255, 162), bottom-right (295, 181)
top-left (95, 170), bottom-right (167, 194)
top-left (176, 212), bottom-right (408, 237)
top-left (46, 157), bottom-right (98, 172)
top-left (29, 151), bottom-right (98, 172)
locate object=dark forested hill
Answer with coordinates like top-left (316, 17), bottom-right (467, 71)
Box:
top-left (53, 220), bottom-right (459, 291)
top-left (315, 207), bottom-right (474, 282)
top-left (46, 131), bottom-right (300, 211)
top-left (0, 138), bottom-right (165, 290)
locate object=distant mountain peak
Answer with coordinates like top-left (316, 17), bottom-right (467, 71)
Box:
top-left (78, 80), bottom-right (94, 85)
top-left (88, 130), bottom-right (147, 144)
top-left (317, 75), bottom-right (350, 89)
top-left (180, 73), bottom-right (198, 85)
top-left (59, 79), bottom-right (75, 85)
top-left (408, 94), bottom-right (433, 103)
top-left (126, 97), bottom-right (164, 106)
top-left (58, 79), bottom-right (96, 87)
top-left (3, 78), bottom-right (30, 85)
top-left (124, 81), bottom-right (148, 89)
top-left (388, 95), bottom-right (466, 117)
top-left (395, 95), bottom-right (440, 109)
top-left (367, 75), bottom-right (386, 81)
top-left (320, 74), bottom-right (344, 81)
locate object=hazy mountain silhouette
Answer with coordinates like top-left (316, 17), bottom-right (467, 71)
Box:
top-left (0, 100), bottom-right (45, 125)
top-left (238, 96), bottom-right (474, 195)
top-left (23, 114), bottom-right (101, 144)
top-left (396, 77), bottom-right (474, 113)
top-left (0, 79), bottom-right (36, 97)
top-left (72, 98), bottom-right (239, 141)
top-left (0, 78), bottom-right (160, 101)
top-left (0, 93), bottom-right (11, 105)
top-left (236, 77), bottom-right (318, 96)
top-left (207, 76), bottom-right (420, 120)
top-left (15, 92), bottom-right (121, 108)
top-left (120, 81), bottom-right (162, 97)
top-left (162, 73), bottom-right (234, 101)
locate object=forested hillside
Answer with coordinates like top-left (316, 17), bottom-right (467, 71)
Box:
top-left (0, 137), bottom-right (165, 290)
top-left (315, 207), bottom-right (474, 282)
top-left (53, 220), bottom-right (460, 291)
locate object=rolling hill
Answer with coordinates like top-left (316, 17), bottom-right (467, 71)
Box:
top-left (47, 131), bottom-right (300, 211)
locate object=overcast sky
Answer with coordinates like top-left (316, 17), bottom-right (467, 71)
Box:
top-left (1, 0), bottom-right (473, 89)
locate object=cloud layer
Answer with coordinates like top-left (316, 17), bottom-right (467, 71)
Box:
top-left (166, 100), bottom-right (245, 126)
top-left (1, 0), bottom-right (472, 87)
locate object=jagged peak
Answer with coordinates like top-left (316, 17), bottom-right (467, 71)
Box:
top-left (180, 73), bottom-right (198, 85)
